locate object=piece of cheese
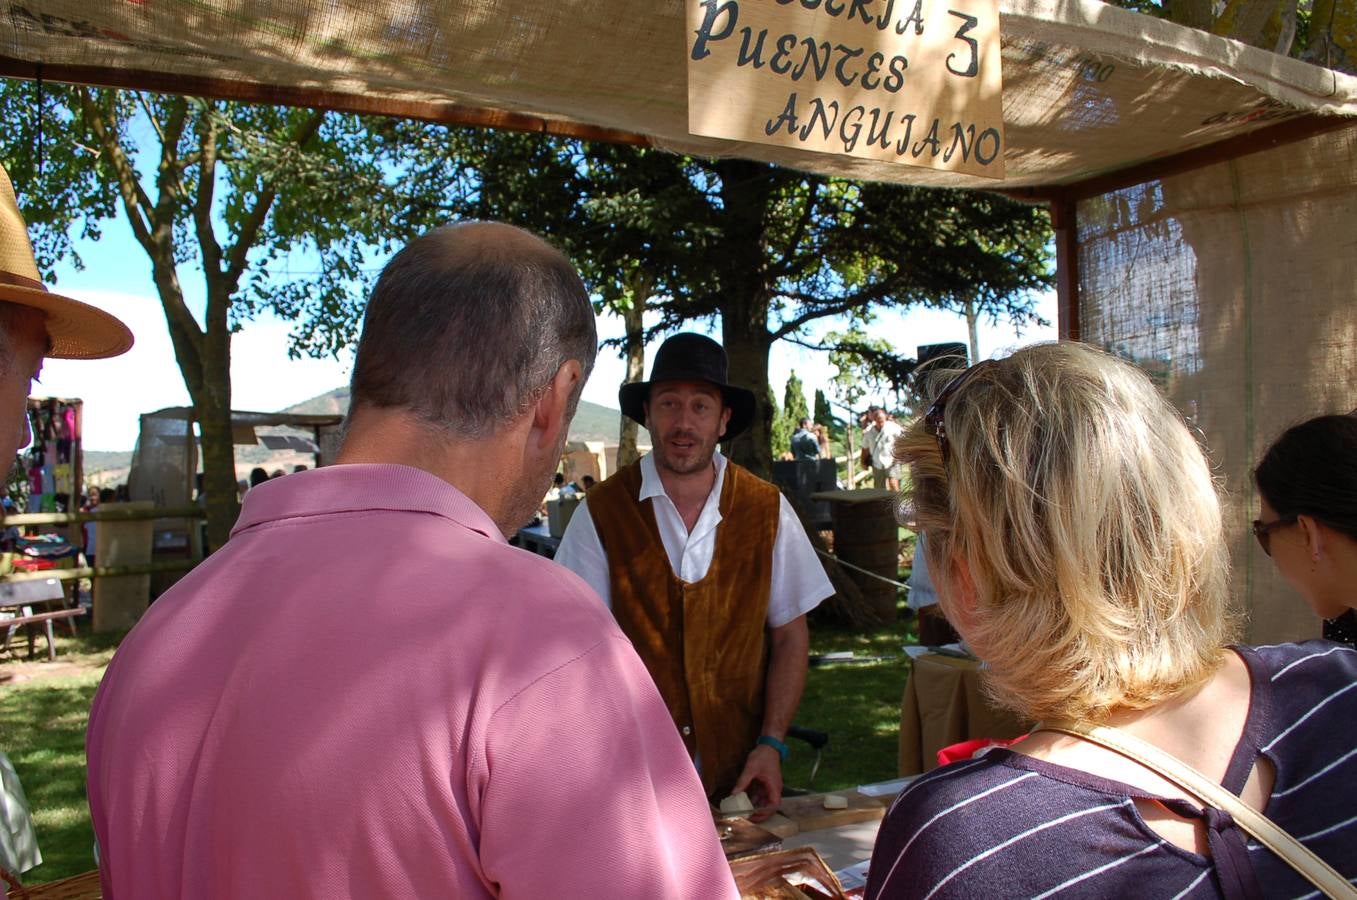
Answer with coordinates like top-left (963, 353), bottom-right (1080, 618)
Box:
top-left (719, 791), bottom-right (755, 815)
top-left (822, 793), bottom-right (849, 810)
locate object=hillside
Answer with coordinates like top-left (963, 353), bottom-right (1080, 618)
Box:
top-left (281, 387), bottom-right (635, 443)
top-left (87, 389), bottom-right (638, 481)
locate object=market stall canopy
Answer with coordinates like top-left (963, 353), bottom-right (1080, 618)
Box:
top-left (2, 1), bottom-right (1356, 192)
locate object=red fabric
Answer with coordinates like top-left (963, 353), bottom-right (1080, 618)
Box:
top-left (9, 557), bottom-right (55, 572)
top-left (937, 735), bottom-right (1027, 767)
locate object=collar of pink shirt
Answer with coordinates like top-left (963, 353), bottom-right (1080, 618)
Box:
top-left (231, 463), bottom-right (506, 543)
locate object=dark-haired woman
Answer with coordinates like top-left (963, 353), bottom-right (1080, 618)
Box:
top-left (1253, 413), bottom-right (1357, 642)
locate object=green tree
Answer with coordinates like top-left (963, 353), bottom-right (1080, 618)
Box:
top-left (1, 84), bottom-right (409, 549)
top-left (813, 389), bottom-right (838, 438)
top-left (654, 165), bottom-right (1051, 476)
top-left (768, 386), bottom-right (792, 459)
top-left (782, 370), bottom-right (810, 428)
top-left (1114, 0), bottom-right (1356, 72)
top-left (383, 130), bottom-right (1053, 477)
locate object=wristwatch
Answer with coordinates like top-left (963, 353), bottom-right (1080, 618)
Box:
top-left (757, 734), bottom-right (789, 763)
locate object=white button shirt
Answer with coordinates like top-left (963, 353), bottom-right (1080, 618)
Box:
top-left (865, 418), bottom-right (904, 470)
top-left (555, 453), bottom-right (833, 628)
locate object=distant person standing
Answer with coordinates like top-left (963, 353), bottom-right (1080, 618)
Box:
top-left (84, 487), bottom-right (117, 570)
top-left (82, 485), bottom-right (100, 565)
top-left (790, 417), bottom-right (819, 461)
top-left (248, 467), bottom-right (269, 489)
top-left (813, 423), bottom-right (831, 459)
top-left (863, 406), bottom-right (903, 491)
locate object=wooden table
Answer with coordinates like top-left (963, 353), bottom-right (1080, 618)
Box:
top-left (898, 652), bottom-right (1030, 776)
top-left (1, 577), bottom-right (85, 661)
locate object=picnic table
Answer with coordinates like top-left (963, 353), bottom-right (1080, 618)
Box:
top-left (0, 577), bottom-right (84, 661)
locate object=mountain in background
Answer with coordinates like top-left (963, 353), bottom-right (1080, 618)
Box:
top-left (280, 387), bottom-right (631, 443)
top-left (87, 388), bottom-right (635, 480)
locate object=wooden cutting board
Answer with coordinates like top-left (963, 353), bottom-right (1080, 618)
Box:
top-left (776, 790), bottom-right (888, 832)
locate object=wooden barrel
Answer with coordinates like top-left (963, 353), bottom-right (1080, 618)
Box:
top-left (825, 489), bottom-right (900, 623)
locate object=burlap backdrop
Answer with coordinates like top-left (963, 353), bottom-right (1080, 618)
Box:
top-left (2, 1), bottom-right (1354, 188)
top-left (1078, 122), bottom-right (1357, 644)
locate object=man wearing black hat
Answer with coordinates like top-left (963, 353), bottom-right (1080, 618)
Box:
top-left (557, 333), bottom-right (833, 812)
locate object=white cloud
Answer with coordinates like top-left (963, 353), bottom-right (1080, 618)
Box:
top-left (33, 288), bottom-right (351, 451)
top-left (584, 292), bottom-right (1059, 415)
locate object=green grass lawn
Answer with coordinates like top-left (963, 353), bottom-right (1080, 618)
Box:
top-left (784, 616), bottom-right (916, 793)
top-left (1, 628), bottom-right (123, 884)
top-left (2, 613), bottom-right (918, 884)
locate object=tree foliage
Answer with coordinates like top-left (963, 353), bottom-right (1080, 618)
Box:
top-left (813, 389), bottom-right (835, 431)
top-left (783, 370), bottom-right (810, 428)
top-left (769, 386), bottom-right (792, 460)
top-left (409, 133), bottom-right (1053, 476)
top-left (1114, 0), bottom-right (1356, 72)
top-left (0, 83), bottom-right (410, 547)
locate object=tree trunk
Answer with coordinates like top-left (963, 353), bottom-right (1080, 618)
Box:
top-left (192, 290), bottom-right (239, 553)
top-left (722, 325), bottom-right (775, 478)
top-left (1168, 0), bottom-right (1215, 31)
top-left (713, 159), bottom-right (778, 477)
top-left (964, 297), bottom-right (981, 365)
top-left (616, 297), bottom-right (646, 470)
top-left (195, 390), bottom-right (238, 554)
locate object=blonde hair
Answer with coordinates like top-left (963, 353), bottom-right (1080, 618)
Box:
top-left (898, 342), bottom-right (1235, 723)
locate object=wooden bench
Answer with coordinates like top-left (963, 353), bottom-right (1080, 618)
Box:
top-left (1, 607), bottom-right (86, 661)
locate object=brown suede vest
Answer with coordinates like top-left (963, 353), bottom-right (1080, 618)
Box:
top-left (589, 459), bottom-right (780, 797)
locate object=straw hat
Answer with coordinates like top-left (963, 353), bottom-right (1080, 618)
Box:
top-left (0, 164), bottom-right (133, 359)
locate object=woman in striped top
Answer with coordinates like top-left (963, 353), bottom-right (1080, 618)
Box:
top-left (867, 343), bottom-right (1357, 899)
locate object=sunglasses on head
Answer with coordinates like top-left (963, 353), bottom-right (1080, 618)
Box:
top-left (1251, 515), bottom-right (1297, 557)
top-left (923, 360), bottom-right (997, 464)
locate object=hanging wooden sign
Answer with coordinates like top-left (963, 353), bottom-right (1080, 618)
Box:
top-left (686, 0), bottom-right (1005, 178)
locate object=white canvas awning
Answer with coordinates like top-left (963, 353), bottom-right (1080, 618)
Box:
top-left (2, 1), bottom-right (1355, 193)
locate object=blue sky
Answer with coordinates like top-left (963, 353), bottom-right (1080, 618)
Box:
top-left (34, 208), bottom-right (1056, 451)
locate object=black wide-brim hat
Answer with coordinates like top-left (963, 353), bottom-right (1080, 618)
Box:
top-left (619, 333), bottom-right (757, 441)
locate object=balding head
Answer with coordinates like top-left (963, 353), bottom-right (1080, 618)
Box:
top-left (349, 221), bottom-right (597, 438)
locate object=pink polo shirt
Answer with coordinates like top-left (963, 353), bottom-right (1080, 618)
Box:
top-left (87, 464), bottom-right (737, 899)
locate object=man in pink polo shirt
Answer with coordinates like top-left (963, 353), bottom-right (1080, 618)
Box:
top-left (86, 222), bottom-right (738, 898)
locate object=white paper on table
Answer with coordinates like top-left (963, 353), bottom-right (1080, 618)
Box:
top-left (834, 859), bottom-right (872, 891)
top-left (857, 776), bottom-right (919, 798)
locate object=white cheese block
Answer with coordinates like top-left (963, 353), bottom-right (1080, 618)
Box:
top-left (719, 791), bottom-right (755, 815)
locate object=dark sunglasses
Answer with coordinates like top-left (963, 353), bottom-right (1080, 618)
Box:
top-left (923, 360), bottom-right (997, 464)
top-left (1251, 515), bottom-right (1297, 557)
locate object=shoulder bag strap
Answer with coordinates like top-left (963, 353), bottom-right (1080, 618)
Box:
top-left (1038, 720), bottom-right (1357, 900)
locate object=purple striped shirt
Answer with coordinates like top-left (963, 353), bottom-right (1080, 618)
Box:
top-left (867, 642), bottom-right (1357, 898)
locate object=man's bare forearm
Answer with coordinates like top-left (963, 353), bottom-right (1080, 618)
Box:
top-left (761, 615), bottom-right (810, 739)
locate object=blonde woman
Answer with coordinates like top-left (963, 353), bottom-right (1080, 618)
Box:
top-left (866, 343), bottom-right (1357, 899)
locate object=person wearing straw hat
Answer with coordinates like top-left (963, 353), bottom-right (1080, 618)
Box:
top-left (557, 333), bottom-right (833, 814)
top-left (0, 162), bottom-right (131, 887)
top-left (0, 164), bottom-right (133, 463)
